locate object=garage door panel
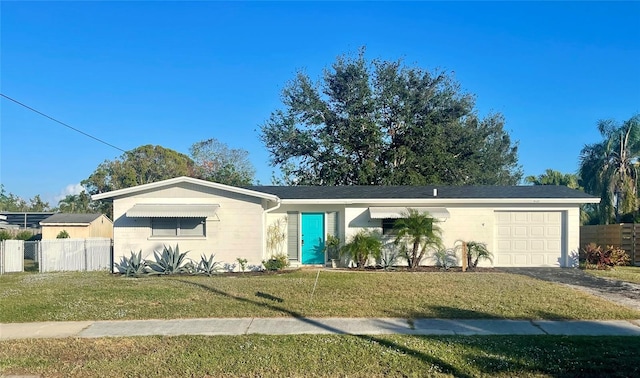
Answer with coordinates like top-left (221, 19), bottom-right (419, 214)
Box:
top-left (530, 226), bottom-right (544, 237)
top-left (530, 254), bottom-right (545, 265)
top-left (530, 240), bottom-right (545, 251)
top-left (513, 226), bottom-right (528, 237)
top-left (495, 211), bottom-right (563, 267)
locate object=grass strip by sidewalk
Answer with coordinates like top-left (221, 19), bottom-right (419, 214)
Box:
top-left (1, 270), bottom-right (639, 322)
top-left (1, 335), bottom-right (639, 377)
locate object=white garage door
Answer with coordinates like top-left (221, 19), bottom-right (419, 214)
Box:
top-left (495, 211), bottom-right (563, 267)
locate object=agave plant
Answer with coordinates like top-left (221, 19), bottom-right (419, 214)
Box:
top-left (197, 253), bottom-right (221, 276)
top-left (148, 244), bottom-right (192, 275)
top-left (114, 250), bottom-right (148, 277)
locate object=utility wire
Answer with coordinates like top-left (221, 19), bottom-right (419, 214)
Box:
top-left (0, 93), bottom-right (127, 153)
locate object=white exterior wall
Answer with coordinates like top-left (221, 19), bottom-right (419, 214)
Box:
top-left (112, 182), bottom-right (265, 271)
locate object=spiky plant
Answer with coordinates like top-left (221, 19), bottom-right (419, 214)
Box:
top-left (114, 250), bottom-right (148, 277)
top-left (148, 244), bottom-right (192, 275)
top-left (197, 253), bottom-right (221, 276)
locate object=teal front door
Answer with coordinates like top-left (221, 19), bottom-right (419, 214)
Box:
top-left (301, 213), bottom-right (325, 264)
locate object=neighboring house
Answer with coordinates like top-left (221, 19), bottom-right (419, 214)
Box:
top-left (0, 212), bottom-right (55, 230)
top-left (39, 213), bottom-right (113, 240)
top-left (93, 176), bottom-right (599, 270)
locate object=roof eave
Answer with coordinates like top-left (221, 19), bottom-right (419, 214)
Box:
top-left (279, 198), bottom-right (600, 205)
top-left (91, 176), bottom-right (279, 202)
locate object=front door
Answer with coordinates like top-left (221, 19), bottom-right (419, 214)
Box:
top-left (301, 213), bottom-right (325, 264)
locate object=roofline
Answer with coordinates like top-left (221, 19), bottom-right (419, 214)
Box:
top-left (40, 222), bottom-right (91, 226)
top-left (279, 198), bottom-right (600, 205)
top-left (91, 176), bottom-right (280, 202)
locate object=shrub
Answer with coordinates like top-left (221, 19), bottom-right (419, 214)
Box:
top-left (263, 253), bottom-right (289, 271)
top-left (0, 230), bottom-right (11, 241)
top-left (56, 230), bottom-right (70, 239)
top-left (583, 243), bottom-right (630, 270)
top-left (14, 231), bottom-right (33, 241)
top-left (380, 242), bottom-right (400, 270)
top-left (148, 244), bottom-right (192, 275)
top-left (341, 230), bottom-right (382, 268)
top-left (114, 250), bottom-right (148, 277)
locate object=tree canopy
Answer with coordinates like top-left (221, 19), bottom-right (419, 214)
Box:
top-left (579, 114), bottom-right (640, 224)
top-left (0, 185), bottom-right (53, 212)
top-left (82, 145), bottom-right (195, 195)
top-left (189, 138), bottom-right (255, 186)
top-left (525, 169), bottom-right (580, 189)
top-left (261, 49), bottom-right (522, 185)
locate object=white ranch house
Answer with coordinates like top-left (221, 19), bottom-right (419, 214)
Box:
top-left (93, 176), bottom-right (599, 270)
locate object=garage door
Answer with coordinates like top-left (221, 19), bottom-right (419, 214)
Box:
top-left (495, 211), bottom-right (563, 267)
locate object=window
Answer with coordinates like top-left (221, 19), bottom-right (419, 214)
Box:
top-left (151, 218), bottom-right (205, 237)
top-left (382, 218), bottom-right (397, 236)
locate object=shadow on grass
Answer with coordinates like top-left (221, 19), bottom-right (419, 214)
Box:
top-left (173, 278), bottom-right (473, 378)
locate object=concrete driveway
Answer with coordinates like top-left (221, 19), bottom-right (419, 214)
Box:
top-left (502, 267), bottom-right (640, 311)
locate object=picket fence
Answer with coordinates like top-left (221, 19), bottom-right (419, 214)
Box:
top-left (0, 238), bottom-right (112, 274)
top-left (38, 238), bottom-right (112, 272)
top-left (0, 240), bottom-right (24, 274)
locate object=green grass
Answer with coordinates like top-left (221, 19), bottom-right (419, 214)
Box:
top-left (2, 270), bottom-right (639, 322)
top-left (1, 335), bottom-right (639, 377)
top-left (584, 265), bottom-right (640, 284)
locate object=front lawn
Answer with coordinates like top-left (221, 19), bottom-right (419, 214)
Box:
top-left (1, 270), bottom-right (639, 323)
top-left (584, 266), bottom-right (640, 284)
top-left (1, 335), bottom-right (638, 377)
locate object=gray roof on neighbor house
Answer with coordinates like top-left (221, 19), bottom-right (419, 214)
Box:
top-left (40, 213), bottom-right (106, 225)
top-left (245, 185), bottom-right (597, 200)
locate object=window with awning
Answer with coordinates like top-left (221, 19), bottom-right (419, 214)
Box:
top-left (368, 207), bottom-right (450, 220)
top-left (126, 204), bottom-right (220, 218)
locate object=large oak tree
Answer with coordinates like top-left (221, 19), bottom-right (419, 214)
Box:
top-left (261, 49), bottom-right (522, 185)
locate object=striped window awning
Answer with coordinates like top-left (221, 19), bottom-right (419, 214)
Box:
top-left (126, 204), bottom-right (220, 218)
top-left (368, 207), bottom-right (450, 220)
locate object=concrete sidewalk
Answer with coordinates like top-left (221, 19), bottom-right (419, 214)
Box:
top-left (2, 318), bottom-right (640, 340)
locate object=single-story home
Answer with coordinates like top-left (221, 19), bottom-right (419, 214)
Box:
top-left (92, 176), bottom-right (599, 270)
top-left (39, 213), bottom-right (113, 240)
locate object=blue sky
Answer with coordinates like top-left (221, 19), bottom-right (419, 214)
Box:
top-left (1, 1), bottom-right (638, 205)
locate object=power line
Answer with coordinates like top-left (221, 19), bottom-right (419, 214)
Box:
top-left (0, 93), bottom-right (127, 153)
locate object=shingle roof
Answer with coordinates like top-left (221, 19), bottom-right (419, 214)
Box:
top-left (244, 185), bottom-right (597, 200)
top-left (40, 213), bottom-right (106, 225)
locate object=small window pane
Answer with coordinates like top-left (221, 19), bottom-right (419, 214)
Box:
top-left (152, 218), bottom-right (177, 236)
top-left (179, 218), bottom-right (205, 236)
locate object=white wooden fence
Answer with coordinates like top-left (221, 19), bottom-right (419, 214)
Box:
top-left (0, 240), bottom-right (24, 274)
top-left (39, 238), bottom-right (112, 272)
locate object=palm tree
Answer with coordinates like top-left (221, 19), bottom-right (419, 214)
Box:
top-left (524, 169), bottom-right (580, 189)
top-left (341, 230), bottom-right (382, 268)
top-left (579, 115), bottom-right (640, 224)
top-left (393, 208), bottom-right (443, 269)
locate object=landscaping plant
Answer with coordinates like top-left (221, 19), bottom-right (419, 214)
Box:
top-left (236, 257), bottom-right (248, 272)
top-left (582, 243), bottom-right (630, 270)
top-left (148, 244), bottom-right (192, 275)
top-left (341, 230), bottom-right (382, 268)
top-left (56, 230), bottom-right (70, 239)
top-left (197, 253), bottom-right (221, 276)
top-left (324, 234), bottom-right (341, 262)
top-left (262, 253), bottom-right (289, 271)
top-left (433, 248), bottom-right (457, 270)
top-left (393, 209), bottom-right (443, 269)
top-left (463, 241), bottom-right (493, 269)
top-left (114, 250), bottom-right (148, 277)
